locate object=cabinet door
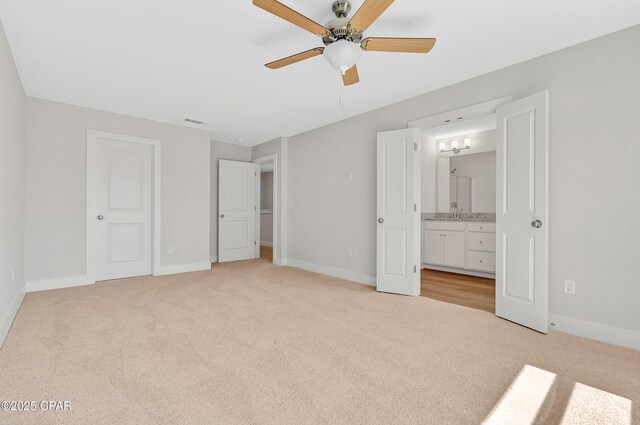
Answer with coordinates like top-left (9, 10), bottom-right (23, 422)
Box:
top-left (442, 231), bottom-right (466, 268)
top-left (424, 230), bottom-right (444, 265)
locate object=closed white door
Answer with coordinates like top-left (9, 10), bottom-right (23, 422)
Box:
top-left (496, 91), bottom-right (549, 333)
top-left (442, 231), bottom-right (465, 268)
top-left (93, 137), bottom-right (153, 281)
top-left (376, 128), bottom-right (421, 296)
top-left (218, 160), bottom-right (260, 262)
top-left (424, 230), bottom-right (444, 265)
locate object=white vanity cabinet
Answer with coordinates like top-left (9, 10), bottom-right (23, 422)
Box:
top-left (422, 221), bottom-right (466, 268)
top-left (422, 220), bottom-right (496, 276)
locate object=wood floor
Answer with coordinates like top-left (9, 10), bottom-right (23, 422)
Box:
top-left (260, 244), bottom-right (273, 261)
top-left (421, 268), bottom-right (495, 313)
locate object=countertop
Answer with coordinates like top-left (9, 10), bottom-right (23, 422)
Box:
top-left (421, 213), bottom-right (496, 223)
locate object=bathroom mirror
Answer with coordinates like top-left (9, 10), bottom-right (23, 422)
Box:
top-left (437, 151), bottom-right (496, 214)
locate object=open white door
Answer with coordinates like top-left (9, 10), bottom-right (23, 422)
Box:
top-left (376, 128), bottom-right (421, 296)
top-left (496, 91), bottom-right (549, 333)
top-left (218, 160), bottom-right (260, 262)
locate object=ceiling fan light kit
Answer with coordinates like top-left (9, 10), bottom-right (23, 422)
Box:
top-left (253, 0), bottom-right (436, 86)
top-left (323, 39), bottom-right (363, 74)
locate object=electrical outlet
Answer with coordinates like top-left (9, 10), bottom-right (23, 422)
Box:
top-left (348, 171), bottom-right (354, 182)
top-left (564, 280), bottom-right (576, 295)
top-left (328, 175), bottom-right (333, 184)
top-left (11, 268), bottom-right (15, 282)
top-left (347, 248), bottom-right (353, 259)
top-left (168, 246), bottom-right (174, 255)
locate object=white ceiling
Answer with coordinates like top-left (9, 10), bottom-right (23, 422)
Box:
top-left (1, 0), bottom-right (639, 146)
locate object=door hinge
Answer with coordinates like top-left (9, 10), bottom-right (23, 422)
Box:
top-left (414, 142), bottom-right (418, 151)
top-left (255, 206), bottom-right (257, 211)
top-left (254, 241), bottom-right (257, 245)
top-left (413, 265), bottom-right (417, 273)
top-left (413, 203), bottom-right (417, 212)
top-left (255, 171), bottom-right (257, 176)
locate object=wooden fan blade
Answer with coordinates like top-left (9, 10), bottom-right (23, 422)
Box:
top-left (253, 0), bottom-right (329, 36)
top-left (265, 47), bottom-right (325, 69)
top-left (342, 65), bottom-right (360, 86)
top-left (348, 0), bottom-right (395, 33)
top-left (361, 37), bottom-right (436, 53)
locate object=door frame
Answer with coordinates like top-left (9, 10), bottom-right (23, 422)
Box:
top-left (252, 154), bottom-right (279, 264)
top-left (407, 94), bottom-right (550, 328)
top-left (86, 130), bottom-right (162, 282)
top-left (408, 97), bottom-right (512, 285)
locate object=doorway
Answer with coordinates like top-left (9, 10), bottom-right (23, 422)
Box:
top-left (253, 154), bottom-right (279, 264)
top-left (258, 161), bottom-right (274, 261)
top-left (378, 92), bottom-right (550, 333)
top-left (86, 130), bottom-right (161, 282)
top-left (419, 113), bottom-right (498, 313)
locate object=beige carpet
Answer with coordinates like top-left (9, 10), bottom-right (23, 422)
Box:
top-left (1, 258), bottom-right (638, 425)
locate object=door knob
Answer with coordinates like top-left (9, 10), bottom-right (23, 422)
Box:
top-left (97, 215), bottom-right (104, 220)
top-left (531, 219), bottom-right (543, 228)
top-left (378, 218), bottom-right (384, 224)
top-left (220, 214), bottom-right (225, 219)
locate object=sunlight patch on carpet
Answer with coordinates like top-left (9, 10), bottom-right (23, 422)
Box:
top-left (559, 383), bottom-right (632, 425)
top-left (482, 365), bottom-right (556, 425)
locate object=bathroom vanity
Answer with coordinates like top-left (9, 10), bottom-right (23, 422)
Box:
top-left (422, 217), bottom-right (496, 278)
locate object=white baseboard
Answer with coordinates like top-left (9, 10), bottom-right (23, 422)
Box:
top-left (260, 242), bottom-right (273, 247)
top-left (0, 285), bottom-right (26, 348)
top-left (26, 275), bottom-right (95, 293)
top-left (286, 259), bottom-right (375, 287)
top-left (155, 261), bottom-right (211, 276)
top-left (210, 255), bottom-right (218, 263)
top-left (549, 313), bottom-right (640, 351)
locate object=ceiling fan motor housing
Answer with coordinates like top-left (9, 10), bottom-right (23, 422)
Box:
top-left (323, 1), bottom-right (362, 45)
top-left (323, 17), bottom-right (363, 45)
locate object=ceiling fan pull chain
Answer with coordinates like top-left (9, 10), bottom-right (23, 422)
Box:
top-left (339, 75), bottom-right (346, 109)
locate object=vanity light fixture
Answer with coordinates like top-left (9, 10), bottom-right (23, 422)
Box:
top-left (439, 138), bottom-right (472, 154)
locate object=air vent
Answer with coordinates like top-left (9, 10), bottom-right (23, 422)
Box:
top-left (184, 118), bottom-right (206, 125)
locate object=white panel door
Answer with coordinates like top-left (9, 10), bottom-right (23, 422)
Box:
top-left (376, 128), bottom-right (420, 296)
top-left (94, 138), bottom-right (153, 280)
top-left (496, 91), bottom-right (549, 333)
top-left (218, 160), bottom-right (260, 262)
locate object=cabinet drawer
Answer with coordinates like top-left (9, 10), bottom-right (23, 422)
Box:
top-left (468, 232), bottom-right (496, 252)
top-left (424, 221), bottom-right (466, 231)
top-left (467, 222), bottom-right (496, 233)
top-left (468, 251), bottom-right (496, 272)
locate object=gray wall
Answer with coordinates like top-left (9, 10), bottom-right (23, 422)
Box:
top-left (210, 140), bottom-right (251, 260)
top-left (261, 171), bottom-right (273, 210)
top-left (286, 25), bottom-right (640, 333)
top-left (260, 171), bottom-right (274, 245)
top-left (0, 19), bottom-right (26, 344)
top-left (25, 98), bottom-right (211, 280)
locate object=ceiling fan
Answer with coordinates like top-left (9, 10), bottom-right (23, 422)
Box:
top-left (253, 0), bottom-right (437, 86)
